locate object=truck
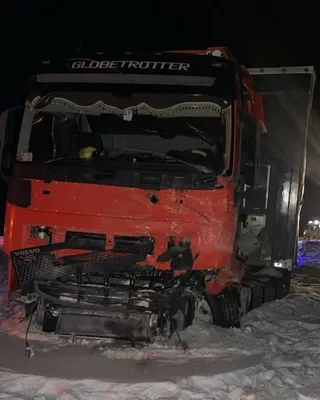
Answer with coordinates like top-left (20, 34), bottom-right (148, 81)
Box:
top-left (0, 47), bottom-right (315, 344)
top-left (303, 220), bottom-right (320, 240)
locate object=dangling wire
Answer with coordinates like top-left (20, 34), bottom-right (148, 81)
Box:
top-left (25, 303), bottom-right (37, 358)
top-left (175, 330), bottom-right (188, 350)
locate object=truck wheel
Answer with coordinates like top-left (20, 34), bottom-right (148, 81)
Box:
top-left (275, 282), bottom-right (287, 299)
top-left (205, 288), bottom-right (240, 328)
top-left (245, 282), bottom-right (263, 310)
top-left (254, 276), bottom-right (276, 303)
top-left (275, 271), bottom-right (291, 299)
top-left (263, 281), bottom-right (276, 303)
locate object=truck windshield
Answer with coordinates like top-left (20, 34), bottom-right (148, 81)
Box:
top-left (16, 93), bottom-right (232, 176)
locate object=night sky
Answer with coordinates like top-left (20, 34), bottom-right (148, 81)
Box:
top-left (1, 1), bottom-right (319, 228)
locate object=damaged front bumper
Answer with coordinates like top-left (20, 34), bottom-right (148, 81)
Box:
top-left (10, 239), bottom-right (195, 342)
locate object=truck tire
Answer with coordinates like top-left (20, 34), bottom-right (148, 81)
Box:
top-left (247, 282), bottom-right (263, 310)
top-left (275, 271), bottom-right (291, 299)
top-left (262, 281), bottom-right (276, 303)
top-left (205, 288), bottom-right (240, 328)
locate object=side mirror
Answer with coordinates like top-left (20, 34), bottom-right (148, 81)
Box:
top-left (1, 144), bottom-right (13, 176)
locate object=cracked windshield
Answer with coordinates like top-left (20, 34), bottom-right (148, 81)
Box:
top-left (18, 94), bottom-right (232, 176)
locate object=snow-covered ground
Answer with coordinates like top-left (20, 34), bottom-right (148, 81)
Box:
top-left (1, 242), bottom-right (320, 399)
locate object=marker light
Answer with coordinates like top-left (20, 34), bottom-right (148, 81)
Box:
top-left (274, 262), bottom-right (283, 267)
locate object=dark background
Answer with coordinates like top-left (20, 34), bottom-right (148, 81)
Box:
top-left (1, 1), bottom-right (319, 229)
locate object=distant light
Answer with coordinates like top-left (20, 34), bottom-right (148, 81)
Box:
top-left (314, 220), bottom-right (319, 225)
top-left (308, 220), bottom-right (314, 224)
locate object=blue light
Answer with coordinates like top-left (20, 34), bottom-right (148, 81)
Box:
top-left (297, 240), bottom-right (320, 267)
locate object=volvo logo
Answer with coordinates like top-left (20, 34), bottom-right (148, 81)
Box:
top-left (13, 248), bottom-right (41, 257)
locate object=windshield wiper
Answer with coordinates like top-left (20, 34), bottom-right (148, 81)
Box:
top-left (140, 127), bottom-right (216, 147)
top-left (187, 125), bottom-right (217, 146)
top-left (44, 157), bottom-right (85, 165)
top-left (117, 150), bottom-right (219, 187)
top-left (110, 114), bottom-right (219, 147)
top-left (42, 151), bottom-right (218, 187)
top-left (115, 149), bottom-right (214, 174)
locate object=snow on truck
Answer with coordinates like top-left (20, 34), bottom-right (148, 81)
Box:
top-left (0, 47), bottom-right (315, 346)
